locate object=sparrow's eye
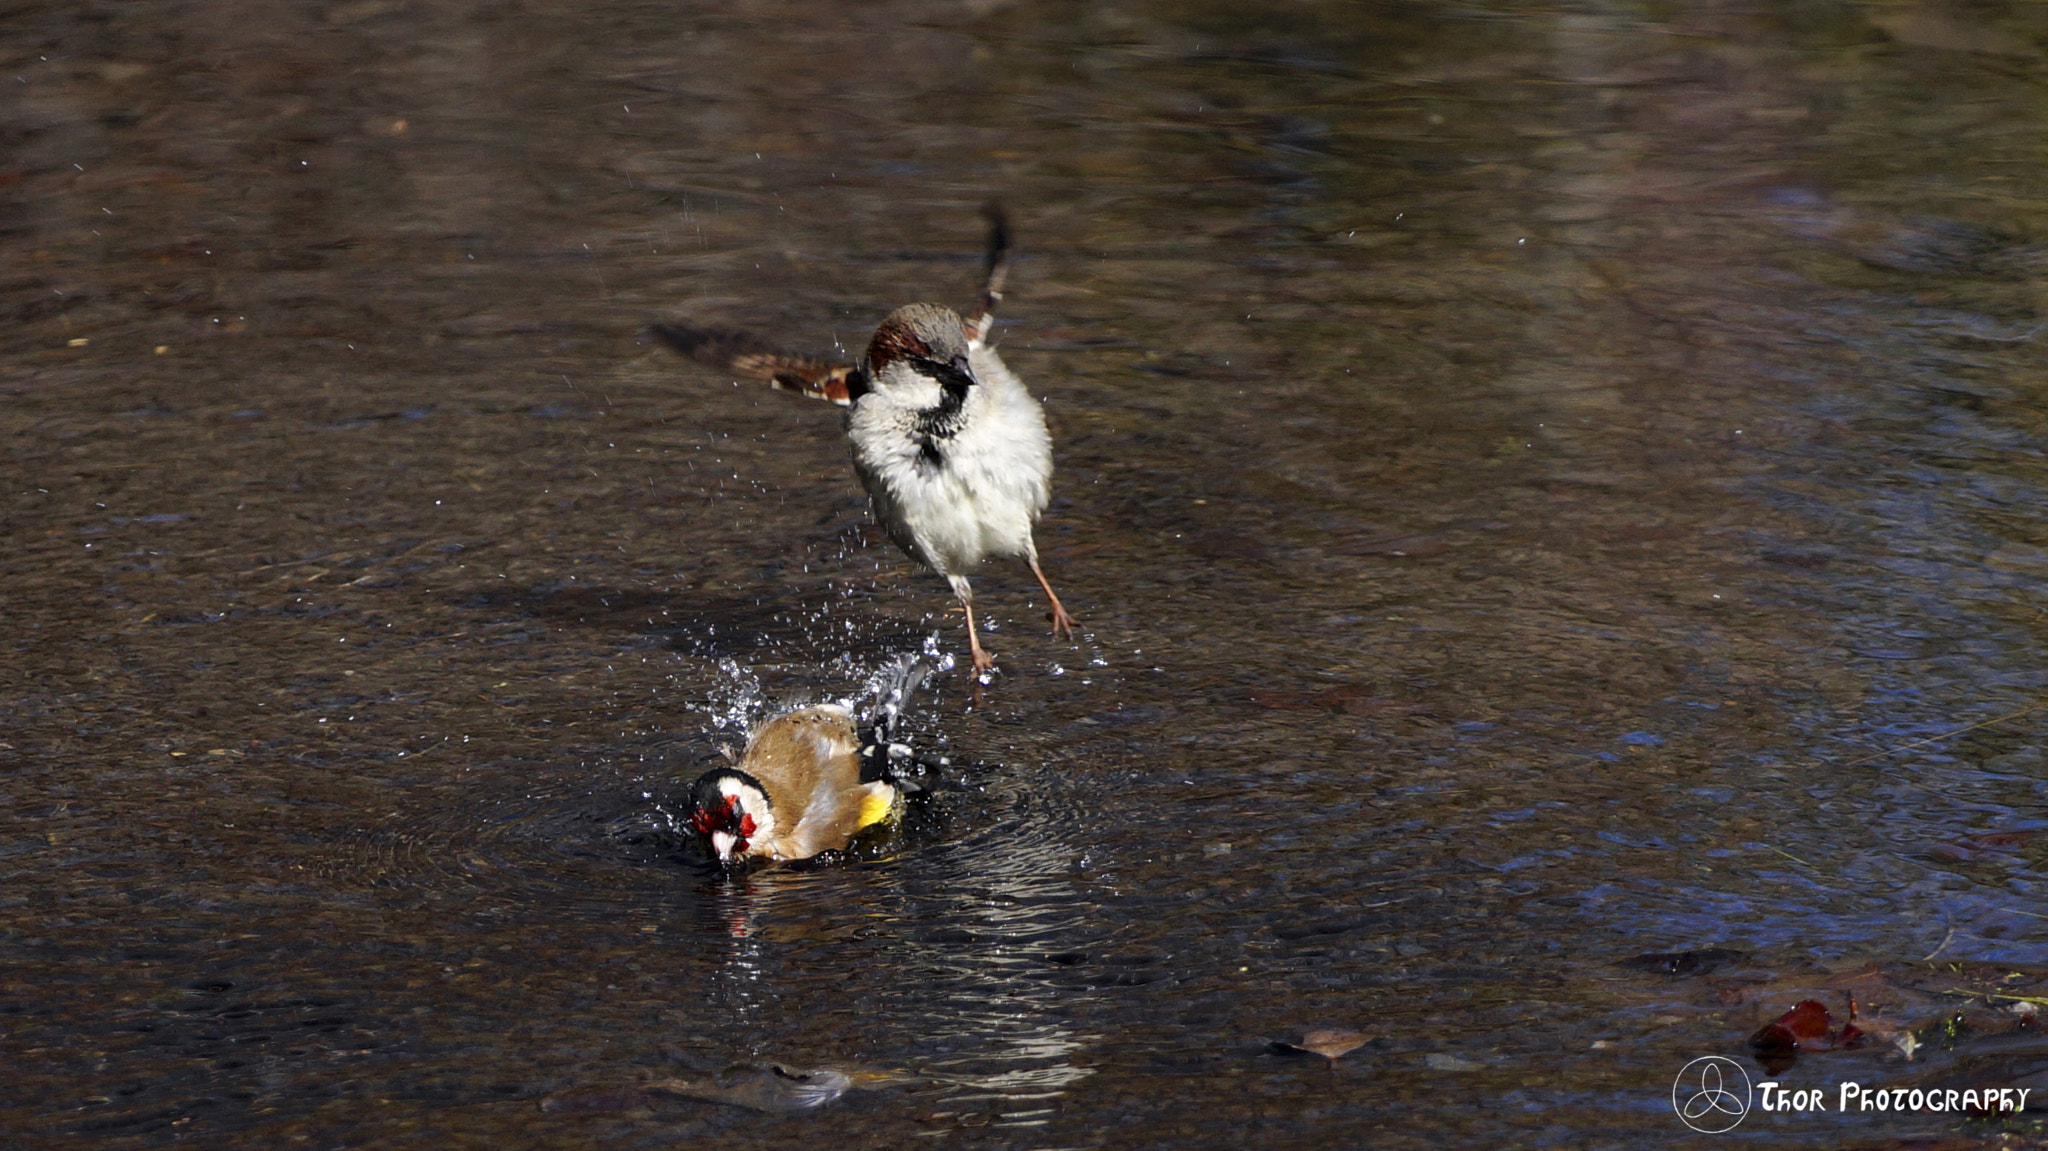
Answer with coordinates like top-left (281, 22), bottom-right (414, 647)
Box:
top-left (909, 356), bottom-right (975, 398)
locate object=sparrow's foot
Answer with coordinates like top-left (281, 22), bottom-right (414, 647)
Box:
top-left (960, 596), bottom-right (997, 680)
top-left (1025, 555), bottom-right (1076, 639)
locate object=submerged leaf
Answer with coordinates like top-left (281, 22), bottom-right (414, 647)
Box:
top-left (1271, 1028), bottom-right (1370, 1065)
top-left (648, 1065), bottom-right (854, 1112)
top-left (1301, 1029), bottom-right (1369, 1061)
top-left (1749, 998), bottom-right (1857, 1074)
top-left (546, 1061), bottom-right (915, 1116)
top-left (1778, 999), bottom-right (1837, 1049)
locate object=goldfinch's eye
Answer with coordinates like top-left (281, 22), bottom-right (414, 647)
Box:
top-left (692, 795), bottom-right (744, 837)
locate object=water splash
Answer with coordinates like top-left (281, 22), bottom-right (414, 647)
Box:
top-left (703, 655), bottom-right (767, 734)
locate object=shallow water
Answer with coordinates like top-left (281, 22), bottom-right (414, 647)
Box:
top-left (6, 1), bottom-right (2048, 1146)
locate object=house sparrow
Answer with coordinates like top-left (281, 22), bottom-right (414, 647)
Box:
top-left (655, 207), bottom-right (1075, 677)
top-left (685, 704), bottom-right (919, 866)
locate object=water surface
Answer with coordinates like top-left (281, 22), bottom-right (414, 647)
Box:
top-left (6, 2), bottom-right (2048, 1146)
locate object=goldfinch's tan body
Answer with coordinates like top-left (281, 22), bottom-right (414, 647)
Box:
top-left (687, 706), bottom-right (903, 865)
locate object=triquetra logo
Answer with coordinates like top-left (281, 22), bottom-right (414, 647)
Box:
top-left (1672, 1055), bottom-right (1752, 1133)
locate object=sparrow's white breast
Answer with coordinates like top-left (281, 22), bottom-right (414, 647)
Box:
top-left (847, 346), bottom-right (1053, 578)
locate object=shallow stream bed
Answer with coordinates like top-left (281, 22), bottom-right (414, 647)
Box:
top-left (6, 2), bottom-right (2048, 1147)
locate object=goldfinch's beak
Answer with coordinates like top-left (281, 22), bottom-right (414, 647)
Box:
top-left (711, 831), bottom-right (740, 861)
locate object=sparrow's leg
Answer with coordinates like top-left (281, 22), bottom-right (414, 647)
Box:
top-left (1025, 554), bottom-right (1076, 637)
top-left (961, 599), bottom-right (996, 676)
top-left (949, 574), bottom-right (996, 676)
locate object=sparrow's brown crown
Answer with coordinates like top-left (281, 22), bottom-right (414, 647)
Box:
top-left (865, 303), bottom-right (967, 374)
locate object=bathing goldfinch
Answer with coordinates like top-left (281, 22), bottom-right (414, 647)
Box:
top-left (685, 705), bottom-right (908, 866)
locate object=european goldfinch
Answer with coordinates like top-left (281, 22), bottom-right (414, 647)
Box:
top-left (685, 705), bottom-right (911, 866)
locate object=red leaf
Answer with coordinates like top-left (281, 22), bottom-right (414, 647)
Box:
top-left (1779, 999), bottom-right (1835, 1050)
top-left (1749, 998), bottom-right (1840, 1073)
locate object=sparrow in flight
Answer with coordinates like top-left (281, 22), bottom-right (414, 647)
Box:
top-left (657, 207), bottom-right (1075, 677)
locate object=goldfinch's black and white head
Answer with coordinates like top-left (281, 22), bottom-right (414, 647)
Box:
top-left (686, 768), bottom-right (775, 866)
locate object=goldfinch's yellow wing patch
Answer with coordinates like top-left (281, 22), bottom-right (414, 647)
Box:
top-left (856, 783), bottom-right (901, 831)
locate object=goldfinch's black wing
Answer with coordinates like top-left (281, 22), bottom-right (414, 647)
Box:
top-left (854, 726), bottom-right (952, 794)
top-left (852, 654), bottom-right (946, 790)
top-left (652, 323), bottom-right (866, 406)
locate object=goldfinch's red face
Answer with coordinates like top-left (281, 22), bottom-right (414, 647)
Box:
top-left (687, 770), bottom-right (768, 865)
top-left (689, 793), bottom-right (755, 861)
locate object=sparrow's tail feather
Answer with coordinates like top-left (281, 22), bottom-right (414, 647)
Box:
top-left (966, 203), bottom-right (1010, 347)
top-left (651, 323), bottom-right (864, 406)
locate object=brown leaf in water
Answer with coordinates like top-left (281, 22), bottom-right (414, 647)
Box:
top-left (1272, 1028), bottom-right (1370, 1065)
top-left (542, 1062), bottom-right (914, 1116)
top-left (1301, 1029), bottom-right (1369, 1062)
top-left (1749, 998), bottom-right (1865, 1074)
top-left (1337, 532), bottom-right (1451, 558)
top-left (647, 1061), bottom-right (916, 1112)
top-left (1778, 999), bottom-right (1838, 1049)
top-left (648, 1065), bottom-right (853, 1111)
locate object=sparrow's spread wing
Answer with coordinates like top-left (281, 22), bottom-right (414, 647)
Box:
top-left (652, 323), bottom-right (864, 406)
